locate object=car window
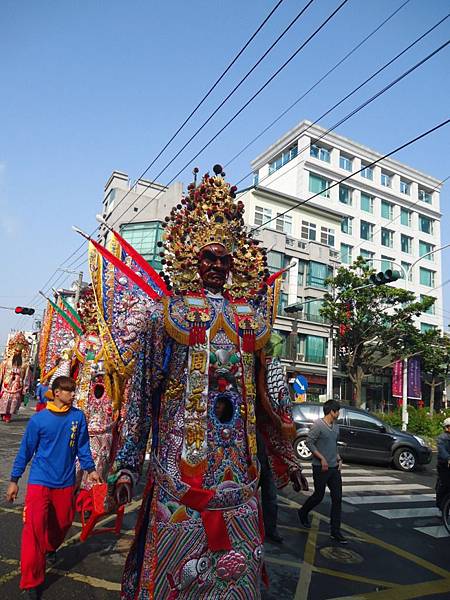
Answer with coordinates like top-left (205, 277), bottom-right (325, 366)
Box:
top-left (347, 410), bottom-right (382, 431)
top-left (292, 405), bottom-right (321, 421)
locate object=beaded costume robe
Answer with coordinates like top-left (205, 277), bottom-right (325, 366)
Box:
top-left (0, 333), bottom-right (30, 417)
top-left (87, 168), bottom-right (300, 599)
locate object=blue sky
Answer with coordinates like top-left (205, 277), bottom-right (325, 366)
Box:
top-left (1, 0), bottom-right (449, 348)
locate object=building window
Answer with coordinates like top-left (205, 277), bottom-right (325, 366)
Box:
top-left (381, 228), bottom-right (393, 248)
top-left (400, 179), bottom-right (410, 195)
top-left (419, 240), bottom-right (434, 260)
top-left (267, 251), bottom-right (284, 275)
top-left (421, 323), bottom-right (436, 333)
top-left (341, 243), bottom-right (353, 265)
top-left (419, 267), bottom-right (435, 287)
top-left (341, 216), bottom-right (353, 235)
top-left (301, 220), bottom-right (316, 241)
top-left (120, 221), bottom-right (164, 270)
top-left (278, 292), bottom-right (289, 316)
top-left (419, 215), bottom-right (433, 235)
top-left (361, 162), bottom-right (373, 180)
top-left (310, 143), bottom-right (330, 163)
top-left (339, 185), bottom-right (352, 205)
top-left (268, 143), bottom-right (298, 174)
top-left (254, 205), bottom-right (272, 228)
top-left (381, 200), bottom-right (394, 220)
top-left (400, 261), bottom-right (412, 281)
top-left (276, 213), bottom-right (292, 235)
top-left (320, 226), bottom-right (335, 247)
top-left (104, 188), bottom-right (116, 214)
top-left (401, 235), bottom-right (412, 254)
top-left (298, 260), bottom-right (306, 286)
top-left (309, 173), bottom-right (331, 197)
top-left (339, 153), bottom-right (353, 171)
top-left (359, 249), bottom-right (374, 265)
top-left (421, 295), bottom-right (435, 315)
top-left (381, 256), bottom-right (393, 272)
top-left (306, 299), bottom-right (326, 324)
top-left (360, 220), bottom-right (374, 242)
top-left (419, 188), bottom-right (432, 204)
top-left (361, 193), bottom-right (374, 213)
top-left (305, 335), bottom-right (327, 364)
top-left (381, 171), bottom-right (392, 187)
top-left (400, 208), bottom-right (412, 227)
top-left (253, 171), bottom-right (259, 186)
top-left (307, 262), bottom-right (332, 288)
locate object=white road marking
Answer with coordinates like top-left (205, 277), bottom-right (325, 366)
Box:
top-left (372, 507), bottom-right (440, 519)
top-left (344, 493), bottom-right (435, 505)
top-left (414, 525), bottom-right (449, 538)
top-left (342, 483), bottom-right (429, 493)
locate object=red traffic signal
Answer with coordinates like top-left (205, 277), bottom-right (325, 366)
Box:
top-left (15, 306), bottom-right (35, 315)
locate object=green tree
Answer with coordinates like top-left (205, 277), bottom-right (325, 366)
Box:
top-left (416, 329), bottom-right (450, 416)
top-left (321, 257), bottom-right (433, 407)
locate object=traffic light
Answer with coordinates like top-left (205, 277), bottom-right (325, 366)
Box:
top-left (284, 302), bottom-right (304, 314)
top-left (15, 306), bottom-right (35, 315)
top-left (369, 269), bottom-right (401, 286)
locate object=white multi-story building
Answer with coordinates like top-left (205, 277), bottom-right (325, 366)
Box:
top-left (251, 120), bottom-right (444, 333)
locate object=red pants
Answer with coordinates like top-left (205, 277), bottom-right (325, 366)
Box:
top-left (20, 484), bottom-right (75, 589)
top-left (35, 402), bottom-right (47, 412)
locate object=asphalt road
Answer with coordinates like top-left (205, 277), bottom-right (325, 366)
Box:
top-left (0, 405), bottom-right (449, 600)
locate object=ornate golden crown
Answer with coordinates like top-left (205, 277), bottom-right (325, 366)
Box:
top-left (6, 331), bottom-right (30, 358)
top-left (159, 165), bottom-right (267, 298)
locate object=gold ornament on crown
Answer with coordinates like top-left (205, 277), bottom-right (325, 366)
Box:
top-left (159, 165), bottom-right (267, 298)
top-left (6, 332), bottom-right (30, 360)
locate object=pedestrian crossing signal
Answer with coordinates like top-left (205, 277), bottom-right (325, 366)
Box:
top-left (14, 306), bottom-right (35, 315)
top-left (369, 269), bottom-right (401, 286)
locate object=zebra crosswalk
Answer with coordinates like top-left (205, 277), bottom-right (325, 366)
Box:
top-left (299, 463), bottom-right (448, 539)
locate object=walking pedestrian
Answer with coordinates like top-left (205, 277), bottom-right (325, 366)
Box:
top-left (297, 399), bottom-right (347, 544)
top-left (436, 417), bottom-right (450, 511)
top-left (34, 379), bottom-right (49, 412)
top-left (5, 376), bottom-right (100, 599)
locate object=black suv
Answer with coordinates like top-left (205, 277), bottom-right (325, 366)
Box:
top-left (292, 402), bottom-right (432, 472)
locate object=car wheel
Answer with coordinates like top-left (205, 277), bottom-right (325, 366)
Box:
top-left (294, 437), bottom-right (312, 461)
top-left (393, 447), bottom-right (417, 472)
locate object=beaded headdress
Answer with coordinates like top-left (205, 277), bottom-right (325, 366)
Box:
top-left (159, 165), bottom-right (267, 298)
top-left (77, 286), bottom-right (98, 335)
top-left (6, 331), bottom-right (30, 359)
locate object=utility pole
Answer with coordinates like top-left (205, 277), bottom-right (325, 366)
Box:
top-left (74, 271), bottom-right (83, 306)
top-left (402, 357), bottom-right (409, 431)
top-left (326, 323), bottom-right (334, 400)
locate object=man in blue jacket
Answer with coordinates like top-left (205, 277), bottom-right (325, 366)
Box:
top-left (5, 376), bottom-right (100, 599)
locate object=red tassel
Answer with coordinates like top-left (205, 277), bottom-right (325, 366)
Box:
top-left (189, 323), bottom-right (206, 346)
top-left (242, 329), bottom-right (255, 353)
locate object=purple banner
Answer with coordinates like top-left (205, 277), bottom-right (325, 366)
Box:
top-left (392, 360), bottom-right (403, 398)
top-left (407, 356), bottom-right (422, 400)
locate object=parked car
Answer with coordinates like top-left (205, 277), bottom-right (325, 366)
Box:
top-left (292, 402), bottom-right (432, 472)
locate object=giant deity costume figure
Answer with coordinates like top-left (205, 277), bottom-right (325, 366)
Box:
top-left (0, 332), bottom-right (31, 422)
top-left (85, 166), bottom-right (306, 599)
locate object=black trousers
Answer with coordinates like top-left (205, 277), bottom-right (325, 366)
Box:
top-left (301, 465), bottom-right (342, 534)
top-left (257, 433), bottom-right (278, 536)
top-left (436, 464), bottom-right (450, 509)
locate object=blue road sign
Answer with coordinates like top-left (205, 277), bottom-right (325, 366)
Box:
top-left (293, 375), bottom-right (308, 395)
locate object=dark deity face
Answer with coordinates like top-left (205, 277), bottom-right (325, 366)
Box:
top-left (198, 243), bottom-right (232, 292)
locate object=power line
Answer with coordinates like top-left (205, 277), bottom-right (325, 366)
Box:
top-left (225, 0), bottom-right (412, 169)
top-left (108, 0), bottom-right (317, 230)
top-left (252, 118), bottom-right (450, 231)
top-left (27, 1), bottom-right (289, 297)
top-left (236, 15), bottom-right (450, 188)
top-left (115, 0), bottom-right (350, 230)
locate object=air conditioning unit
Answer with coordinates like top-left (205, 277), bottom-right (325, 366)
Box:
top-left (296, 353), bottom-right (305, 362)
